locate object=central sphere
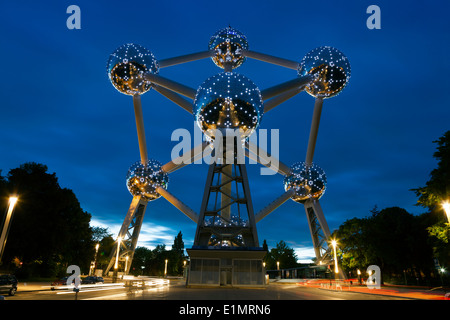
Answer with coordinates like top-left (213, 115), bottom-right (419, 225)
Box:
top-left (193, 72), bottom-right (263, 140)
top-left (284, 162), bottom-right (327, 203)
top-left (126, 159), bottom-right (168, 201)
top-left (107, 43), bottom-right (159, 96)
top-left (208, 26), bottom-right (249, 70)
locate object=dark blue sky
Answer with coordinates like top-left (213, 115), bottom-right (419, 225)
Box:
top-left (1, 0), bottom-right (449, 262)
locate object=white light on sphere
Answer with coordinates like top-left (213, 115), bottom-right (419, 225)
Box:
top-left (298, 46), bottom-right (351, 99)
top-left (193, 72), bottom-right (263, 141)
top-left (107, 43), bottom-right (159, 96)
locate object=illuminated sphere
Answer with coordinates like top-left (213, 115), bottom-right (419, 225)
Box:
top-left (107, 43), bottom-right (159, 96)
top-left (126, 159), bottom-right (168, 201)
top-left (298, 46), bottom-right (351, 99)
top-left (284, 162), bottom-right (327, 203)
top-left (193, 72), bottom-right (263, 140)
top-left (208, 26), bottom-right (248, 69)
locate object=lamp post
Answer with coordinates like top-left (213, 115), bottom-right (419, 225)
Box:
top-left (331, 239), bottom-right (339, 277)
top-left (442, 201), bottom-right (450, 223)
top-left (94, 243), bottom-right (99, 272)
top-left (0, 196), bottom-right (19, 263)
top-left (277, 261), bottom-right (280, 279)
top-left (113, 237), bottom-right (121, 282)
top-left (90, 243), bottom-right (100, 276)
top-left (164, 259), bottom-right (168, 278)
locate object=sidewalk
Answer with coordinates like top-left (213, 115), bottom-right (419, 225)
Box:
top-left (296, 279), bottom-right (450, 300)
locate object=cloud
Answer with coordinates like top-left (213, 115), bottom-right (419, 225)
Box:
top-left (294, 246), bottom-right (316, 264)
top-left (90, 217), bottom-right (179, 250)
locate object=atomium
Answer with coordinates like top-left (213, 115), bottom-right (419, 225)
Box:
top-left (298, 46), bottom-right (351, 99)
top-left (104, 26), bottom-right (353, 276)
top-left (284, 162), bottom-right (327, 203)
top-left (107, 43), bottom-right (159, 96)
top-left (193, 72), bottom-right (263, 140)
top-left (126, 159), bottom-right (168, 201)
top-left (208, 26), bottom-right (249, 70)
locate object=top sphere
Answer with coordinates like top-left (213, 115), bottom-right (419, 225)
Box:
top-left (298, 46), bottom-right (351, 99)
top-left (107, 43), bottom-right (159, 96)
top-left (208, 26), bottom-right (248, 70)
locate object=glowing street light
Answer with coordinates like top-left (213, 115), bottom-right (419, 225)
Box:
top-left (0, 196), bottom-right (19, 263)
top-left (90, 243), bottom-right (100, 276)
top-left (125, 256), bottom-right (129, 274)
top-left (442, 201), bottom-right (450, 223)
top-left (331, 239), bottom-right (339, 274)
top-left (164, 259), bottom-right (168, 277)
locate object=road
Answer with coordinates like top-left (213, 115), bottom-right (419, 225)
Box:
top-left (6, 279), bottom-right (408, 301)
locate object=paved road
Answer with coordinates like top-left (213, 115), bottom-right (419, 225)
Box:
top-left (5, 279), bottom-right (407, 301)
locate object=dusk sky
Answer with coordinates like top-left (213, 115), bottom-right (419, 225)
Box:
top-left (1, 0), bottom-right (449, 263)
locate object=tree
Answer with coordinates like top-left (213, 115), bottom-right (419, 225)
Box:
top-left (334, 207), bottom-right (435, 284)
top-left (130, 247), bottom-right (154, 276)
top-left (411, 131), bottom-right (450, 272)
top-left (412, 131), bottom-right (450, 208)
top-left (170, 231), bottom-right (185, 275)
top-left (0, 162), bottom-right (94, 278)
top-left (91, 227), bottom-right (115, 272)
top-left (334, 217), bottom-right (371, 271)
top-left (265, 240), bottom-right (298, 270)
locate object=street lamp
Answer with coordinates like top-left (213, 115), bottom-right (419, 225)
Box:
top-left (442, 201), bottom-right (450, 223)
top-left (164, 259), bottom-right (168, 278)
top-left (0, 196), bottom-right (19, 263)
top-left (90, 243), bottom-right (100, 276)
top-left (331, 239), bottom-right (339, 275)
top-left (125, 256), bottom-right (129, 275)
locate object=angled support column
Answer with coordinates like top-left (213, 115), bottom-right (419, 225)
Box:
top-left (303, 199), bottom-right (332, 265)
top-left (162, 141), bottom-right (212, 174)
top-left (156, 186), bottom-right (199, 223)
top-left (153, 85), bottom-right (193, 114)
top-left (105, 196), bottom-right (148, 275)
top-left (255, 189), bottom-right (295, 223)
top-left (159, 50), bottom-right (213, 68)
top-left (264, 87), bottom-right (303, 113)
top-left (144, 73), bottom-right (197, 100)
top-left (244, 140), bottom-right (291, 176)
top-left (242, 50), bottom-right (299, 70)
top-left (260, 75), bottom-right (313, 101)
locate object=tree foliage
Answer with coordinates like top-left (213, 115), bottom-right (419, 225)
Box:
top-left (264, 240), bottom-right (298, 270)
top-left (0, 162), bottom-right (94, 278)
top-left (129, 231), bottom-right (186, 276)
top-left (335, 206), bottom-right (437, 284)
top-left (412, 131), bottom-right (450, 208)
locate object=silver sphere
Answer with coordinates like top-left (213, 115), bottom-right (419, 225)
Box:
top-left (193, 72), bottom-right (263, 140)
top-left (298, 46), bottom-right (351, 99)
top-left (107, 43), bottom-right (159, 96)
top-left (284, 162), bottom-right (327, 203)
top-left (126, 159), bottom-right (168, 201)
top-left (208, 26), bottom-right (248, 70)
